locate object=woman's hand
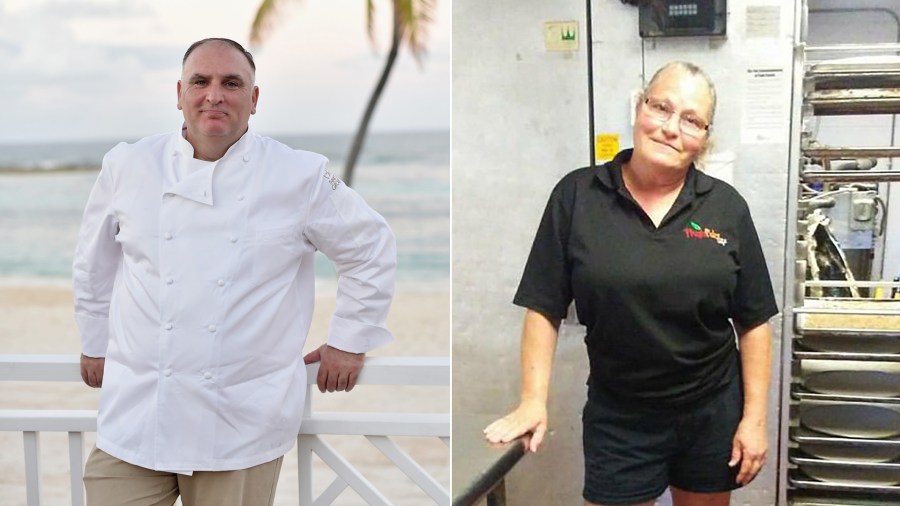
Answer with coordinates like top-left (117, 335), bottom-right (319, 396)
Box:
top-left (484, 309), bottom-right (559, 453)
top-left (483, 399), bottom-right (548, 453)
top-left (729, 417), bottom-right (767, 485)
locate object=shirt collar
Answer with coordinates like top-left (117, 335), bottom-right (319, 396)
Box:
top-left (165, 125), bottom-right (256, 206)
top-left (174, 124), bottom-right (255, 162)
top-left (593, 148), bottom-right (714, 196)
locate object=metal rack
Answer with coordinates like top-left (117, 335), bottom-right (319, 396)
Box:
top-left (781, 3), bottom-right (900, 504)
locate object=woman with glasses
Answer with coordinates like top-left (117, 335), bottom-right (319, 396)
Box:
top-left (484, 61), bottom-right (778, 506)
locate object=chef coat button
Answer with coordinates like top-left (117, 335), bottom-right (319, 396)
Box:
top-left (217, 279), bottom-right (225, 287)
top-left (242, 155), bottom-right (250, 162)
top-left (165, 323), bottom-right (173, 331)
top-left (171, 152), bottom-right (177, 157)
top-left (202, 190), bottom-right (208, 197)
top-left (164, 369), bottom-right (173, 377)
top-left (237, 194), bottom-right (245, 201)
top-left (203, 372), bottom-right (213, 380)
top-left (229, 235), bottom-right (238, 243)
top-left (166, 278), bottom-right (174, 285)
top-left (207, 324), bottom-right (217, 333)
top-left (164, 232), bottom-right (172, 240)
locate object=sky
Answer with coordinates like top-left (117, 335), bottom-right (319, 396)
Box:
top-left (0, 0), bottom-right (451, 143)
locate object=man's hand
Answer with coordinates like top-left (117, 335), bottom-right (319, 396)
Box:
top-left (80, 354), bottom-right (105, 388)
top-left (729, 417), bottom-right (768, 485)
top-left (303, 344), bottom-right (365, 393)
top-left (483, 399), bottom-right (548, 453)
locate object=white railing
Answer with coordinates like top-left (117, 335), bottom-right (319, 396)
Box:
top-left (0, 355), bottom-right (450, 506)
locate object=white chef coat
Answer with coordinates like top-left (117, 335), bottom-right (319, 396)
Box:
top-left (73, 128), bottom-right (396, 472)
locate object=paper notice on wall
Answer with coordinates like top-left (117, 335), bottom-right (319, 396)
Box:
top-left (746, 5), bottom-right (780, 38)
top-left (741, 67), bottom-right (788, 144)
top-left (595, 134), bottom-right (620, 162)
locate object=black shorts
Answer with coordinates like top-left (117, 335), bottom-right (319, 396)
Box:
top-left (582, 374), bottom-right (743, 505)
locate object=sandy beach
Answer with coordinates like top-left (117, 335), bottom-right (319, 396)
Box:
top-left (0, 281), bottom-right (450, 505)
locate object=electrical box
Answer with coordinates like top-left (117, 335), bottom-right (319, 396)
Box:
top-left (639, 0), bottom-right (727, 38)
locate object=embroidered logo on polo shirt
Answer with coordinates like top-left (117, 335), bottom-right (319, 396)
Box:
top-left (323, 170), bottom-right (343, 190)
top-left (683, 221), bottom-right (728, 246)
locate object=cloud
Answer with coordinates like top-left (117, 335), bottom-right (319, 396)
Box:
top-left (28, 0), bottom-right (152, 19)
top-left (106, 45), bottom-right (183, 71)
top-left (0, 2), bottom-right (181, 141)
top-left (0, 1), bottom-right (180, 88)
top-left (0, 0), bottom-right (450, 142)
top-left (0, 38), bottom-right (21, 58)
top-left (334, 47), bottom-right (451, 69)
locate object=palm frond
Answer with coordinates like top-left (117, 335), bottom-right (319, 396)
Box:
top-left (398, 0), bottom-right (435, 64)
top-left (250, 0), bottom-right (293, 49)
top-left (366, 0), bottom-right (377, 48)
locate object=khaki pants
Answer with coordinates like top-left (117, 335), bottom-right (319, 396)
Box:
top-left (83, 446), bottom-right (283, 506)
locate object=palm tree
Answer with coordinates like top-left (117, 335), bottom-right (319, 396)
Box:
top-left (250, 0), bottom-right (435, 186)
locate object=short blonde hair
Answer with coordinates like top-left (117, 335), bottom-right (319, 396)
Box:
top-left (642, 61), bottom-right (717, 128)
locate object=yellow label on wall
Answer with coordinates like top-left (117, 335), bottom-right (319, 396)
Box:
top-left (544, 21), bottom-right (578, 51)
top-left (595, 134), bottom-right (620, 161)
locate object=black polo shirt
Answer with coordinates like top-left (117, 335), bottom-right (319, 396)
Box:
top-left (514, 149), bottom-right (779, 410)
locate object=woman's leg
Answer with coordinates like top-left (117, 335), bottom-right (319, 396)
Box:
top-left (670, 486), bottom-right (730, 506)
top-left (585, 500), bottom-right (655, 506)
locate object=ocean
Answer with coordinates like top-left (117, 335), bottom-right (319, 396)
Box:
top-left (0, 130), bottom-right (449, 285)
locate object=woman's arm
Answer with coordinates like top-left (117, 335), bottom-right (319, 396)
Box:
top-left (484, 309), bottom-right (560, 452)
top-left (730, 321), bottom-right (773, 485)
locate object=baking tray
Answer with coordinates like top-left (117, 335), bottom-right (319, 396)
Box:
top-left (791, 427), bottom-right (900, 463)
top-left (789, 469), bottom-right (900, 494)
top-left (790, 456), bottom-right (900, 486)
top-left (795, 300), bottom-right (900, 355)
top-left (806, 58), bottom-right (900, 91)
top-left (791, 489), bottom-right (900, 505)
top-left (796, 401), bottom-right (900, 439)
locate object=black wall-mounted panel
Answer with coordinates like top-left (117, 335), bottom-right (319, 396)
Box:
top-left (639, 0), bottom-right (727, 38)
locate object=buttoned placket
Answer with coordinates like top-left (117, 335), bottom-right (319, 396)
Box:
top-left (603, 157), bottom-right (699, 235)
top-left (159, 150), bottom-right (181, 388)
top-left (617, 188), bottom-right (696, 235)
top-left (156, 151), bottom-right (177, 466)
top-left (156, 144), bottom-right (233, 467)
top-left (160, 152), bottom-right (176, 378)
top-left (158, 142), bottom-right (253, 370)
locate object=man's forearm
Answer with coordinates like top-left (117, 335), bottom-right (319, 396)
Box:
top-left (519, 309), bottom-right (561, 405)
top-left (308, 181), bottom-right (397, 355)
top-left (738, 322), bottom-right (773, 424)
top-left (73, 166), bottom-right (121, 359)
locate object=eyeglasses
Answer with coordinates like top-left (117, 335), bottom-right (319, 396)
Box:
top-left (642, 97), bottom-right (710, 138)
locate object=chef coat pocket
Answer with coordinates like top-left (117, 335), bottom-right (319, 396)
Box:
top-left (250, 224), bottom-right (302, 280)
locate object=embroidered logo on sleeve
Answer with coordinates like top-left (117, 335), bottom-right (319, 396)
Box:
top-left (683, 220), bottom-right (728, 246)
top-left (323, 170), bottom-right (343, 190)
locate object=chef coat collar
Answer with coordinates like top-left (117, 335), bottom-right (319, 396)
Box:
top-left (174, 124), bottom-right (255, 163)
top-left (165, 126), bottom-right (255, 206)
top-left (594, 148), bottom-right (714, 196)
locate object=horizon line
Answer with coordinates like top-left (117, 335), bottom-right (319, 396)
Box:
top-left (0, 128), bottom-right (451, 147)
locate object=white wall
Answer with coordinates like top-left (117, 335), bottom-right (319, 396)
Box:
top-left (452, 0), bottom-right (590, 504)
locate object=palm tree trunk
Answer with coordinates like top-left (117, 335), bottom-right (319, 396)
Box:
top-left (343, 2), bottom-right (403, 186)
